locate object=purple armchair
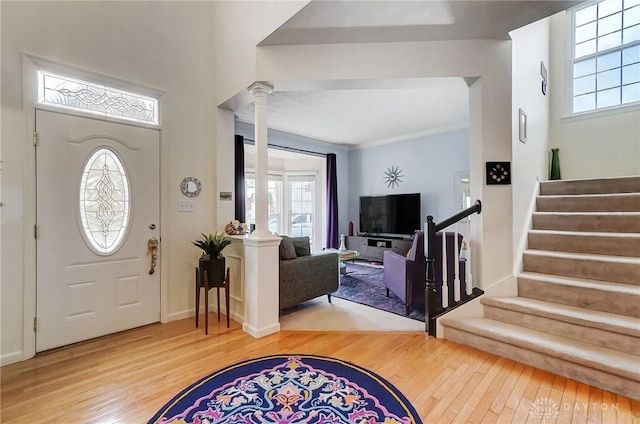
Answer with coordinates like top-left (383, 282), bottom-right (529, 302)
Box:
top-left (383, 231), bottom-right (467, 315)
top-left (382, 232), bottom-right (426, 315)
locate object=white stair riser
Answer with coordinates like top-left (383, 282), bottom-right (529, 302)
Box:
top-left (517, 277), bottom-right (640, 317)
top-left (444, 326), bottom-right (640, 400)
top-left (540, 177), bottom-right (640, 195)
top-left (528, 232), bottom-right (640, 257)
top-left (523, 253), bottom-right (640, 286)
top-left (532, 214), bottom-right (640, 233)
top-left (537, 195), bottom-right (640, 213)
top-left (483, 305), bottom-right (639, 355)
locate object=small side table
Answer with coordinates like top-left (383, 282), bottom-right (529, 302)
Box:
top-left (324, 248), bottom-right (360, 274)
top-left (195, 266), bottom-right (230, 334)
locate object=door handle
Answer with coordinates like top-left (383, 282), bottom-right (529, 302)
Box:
top-left (148, 237), bottom-right (159, 274)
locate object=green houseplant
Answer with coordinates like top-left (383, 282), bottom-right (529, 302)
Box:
top-left (193, 232), bottom-right (232, 287)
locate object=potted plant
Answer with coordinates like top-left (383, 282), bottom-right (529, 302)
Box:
top-left (193, 232), bottom-right (232, 287)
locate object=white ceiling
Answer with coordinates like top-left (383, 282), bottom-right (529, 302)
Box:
top-left (235, 0), bottom-right (583, 148)
top-left (235, 78), bottom-right (470, 146)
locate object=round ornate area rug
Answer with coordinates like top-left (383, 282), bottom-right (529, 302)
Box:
top-left (149, 354), bottom-right (422, 424)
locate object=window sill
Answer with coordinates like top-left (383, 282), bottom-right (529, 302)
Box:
top-left (562, 102), bottom-right (640, 123)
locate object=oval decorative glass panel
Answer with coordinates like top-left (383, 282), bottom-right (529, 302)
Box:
top-left (79, 147), bottom-right (130, 255)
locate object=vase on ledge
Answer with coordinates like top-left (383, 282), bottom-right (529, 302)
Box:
top-left (549, 148), bottom-right (561, 180)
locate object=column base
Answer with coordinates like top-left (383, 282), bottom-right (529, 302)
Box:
top-left (242, 322), bottom-right (281, 338)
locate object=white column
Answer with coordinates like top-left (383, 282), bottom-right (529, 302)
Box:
top-left (249, 82), bottom-right (273, 238)
top-left (242, 82), bottom-right (281, 338)
top-left (242, 237), bottom-right (281, 337)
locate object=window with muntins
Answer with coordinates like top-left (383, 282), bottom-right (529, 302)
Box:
top-left (38, 70), bottom-right (159, 125)
top-left (244, 172), bottom-right (283, 234)
top-left (572, 0), bottom-right (640, 113)
top-left (288, 175), bottom-right (316, 242)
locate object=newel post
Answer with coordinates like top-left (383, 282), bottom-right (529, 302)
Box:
top-left (425, 215), bottom-right (437, 336)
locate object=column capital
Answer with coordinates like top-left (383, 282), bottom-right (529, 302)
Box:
top-left (248, 82), bottom-right (274, 96)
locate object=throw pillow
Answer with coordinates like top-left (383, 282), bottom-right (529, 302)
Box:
top-left (279, 235), bottom-right (297, 260)
top-left (292, 237), bottom-right (311, 257)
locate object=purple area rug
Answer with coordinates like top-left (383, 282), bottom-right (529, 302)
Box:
top-left (333, 263), bottom-right (425, 322)
top-left (149, 354), bottom-right (422, 423)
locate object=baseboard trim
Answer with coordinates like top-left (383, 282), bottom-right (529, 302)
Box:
top-left (168, 305), bottom-right (243, 323)
top-left (242, 322), bottom-right (281, 338)
top-left (1, 350), bottom-right (25, 366)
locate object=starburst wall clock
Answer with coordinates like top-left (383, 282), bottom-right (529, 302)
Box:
top-left (383, 165), bottom-right (403, 188)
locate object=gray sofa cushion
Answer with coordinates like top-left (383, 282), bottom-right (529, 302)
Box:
top-left (279, 252), bottom-right (339, 310)
top-left (291, 237), bottom-right (311, 257)
top-left (279, 235), bottom-right (297, 260)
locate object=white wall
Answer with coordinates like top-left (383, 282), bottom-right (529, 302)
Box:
top-left (210, 1), bottom-right (309, 108)
top-left (1, 2), bottom-right (217, 363)
top-left (511, 18), bottom-right (552, 267)
top-left (252, 40), bottom-right (514, 288)
top-left (549, 12), bottom-right (640, 178)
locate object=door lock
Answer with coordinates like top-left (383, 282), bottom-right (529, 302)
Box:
top-left (148, 237), bottom-right (159, 274)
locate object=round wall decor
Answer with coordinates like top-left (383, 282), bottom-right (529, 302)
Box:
top-left (383, 165), bottom-right (403, 188)
top-left (180, 176), bottom-right (202, 197)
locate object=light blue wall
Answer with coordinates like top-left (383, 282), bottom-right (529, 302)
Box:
top-left (348, 128), bottom-right (470, 233)
top-left (236, 121), bottom-right (469, 239)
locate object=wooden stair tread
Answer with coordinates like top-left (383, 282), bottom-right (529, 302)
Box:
top-left (539, 193), bottom-right (640, 199)
top-left (534, 211), bottom-right (640, 216)
top-left (440, 317), bottom-right (640, 381)
top-left (529, 229), bottom-right (640, 238)
top-left (518, 271), bottom-right (640, 294)
top-left (540, 176), bottom-right (640, 195)
top-left (481, 296), bottom-right (640, 337)
top-left (524, 249), bottom-right (640, 264)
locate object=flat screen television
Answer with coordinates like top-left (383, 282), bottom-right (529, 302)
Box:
top-left (359, 193), bottom-right (421, 237)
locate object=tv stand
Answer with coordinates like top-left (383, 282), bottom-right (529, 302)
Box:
top-left (345, 235), bottom-right (412, 263)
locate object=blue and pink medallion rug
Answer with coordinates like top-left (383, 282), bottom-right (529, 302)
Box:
top-left (149, 354), bottom-right (422, 424)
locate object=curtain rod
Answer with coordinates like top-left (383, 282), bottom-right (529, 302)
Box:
top-left (242, 137), bottom-right (327, 158)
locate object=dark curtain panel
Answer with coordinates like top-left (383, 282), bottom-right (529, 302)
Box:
top-left (326, 153), bottom-right (339, 248)
top-left (234, 135), bottom-right (246, 222)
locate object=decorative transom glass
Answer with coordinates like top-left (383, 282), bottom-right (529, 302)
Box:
top-left (38, 70), bottom-right (159, 125)
top-left (79, 148), bottom-right (130, 255)
top-left (572, 0), bottom-right (640, 113)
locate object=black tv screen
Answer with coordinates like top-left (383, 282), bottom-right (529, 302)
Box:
top-left (359, 193), bottom-right (421, 236)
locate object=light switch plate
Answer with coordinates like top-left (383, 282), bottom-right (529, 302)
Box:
top-left (178, 200), bottom-right (196, 212)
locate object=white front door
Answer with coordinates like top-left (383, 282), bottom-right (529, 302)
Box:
top-left (36, 110), bottom-right (160, 352)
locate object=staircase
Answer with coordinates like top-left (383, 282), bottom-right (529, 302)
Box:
top-left (441, 176), bottom-right (640, 400)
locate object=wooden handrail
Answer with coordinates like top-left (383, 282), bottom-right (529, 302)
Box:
top-left (425, 200), bottom-right (482, 336)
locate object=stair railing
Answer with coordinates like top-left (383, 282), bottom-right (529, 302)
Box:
top-left (425, 200), bottom-right (483, 336)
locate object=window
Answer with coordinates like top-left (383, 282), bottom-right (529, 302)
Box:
top-left (79, 147), bottom-right (130, 255)
top-left (245, 172), bottom-right (283, 234)
top-left (38, 70), bottom-right (159, 125)
top-left (288, 175), bottom-right (316, 242)
top-left (571, 0), bottom-right (640, 113)
top-left (244, 172), bottom-right (317, 244)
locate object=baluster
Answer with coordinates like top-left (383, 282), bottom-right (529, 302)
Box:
top-left (441, 232), bottom-right (448, 308)
top-left (454, 223), bottom-right (460, 302)
top-left (465, 216), bottom-right (473, 295)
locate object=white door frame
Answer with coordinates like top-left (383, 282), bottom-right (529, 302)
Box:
top-left (20, 53), bottom-right (169, 361)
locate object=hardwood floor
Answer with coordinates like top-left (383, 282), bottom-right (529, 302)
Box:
top-left (1, 316), bottom-right (638, 423)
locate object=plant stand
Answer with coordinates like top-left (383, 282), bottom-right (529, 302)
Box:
top-left (195, 266), bottom-right (230, 334)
